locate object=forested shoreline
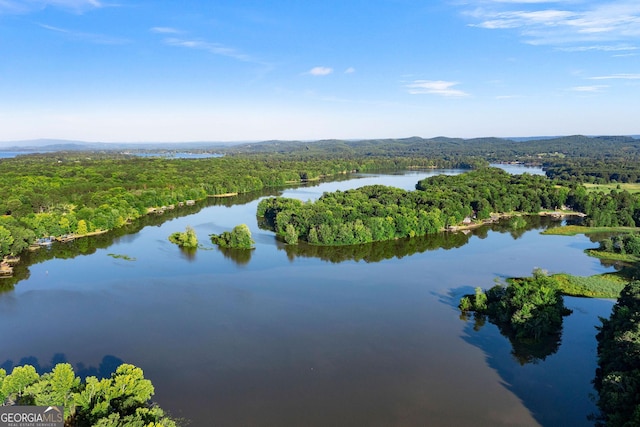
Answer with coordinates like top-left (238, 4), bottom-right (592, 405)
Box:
top-left (2, 136), bottom-right (640, 264)
top-left (0, 153), bottom-right (467, 259)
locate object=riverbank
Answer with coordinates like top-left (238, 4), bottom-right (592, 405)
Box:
top-left (447, 210), bottom-right (585, 233)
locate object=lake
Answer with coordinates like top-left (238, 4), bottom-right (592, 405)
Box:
top-left (0, 165), bottom-right (615, 426)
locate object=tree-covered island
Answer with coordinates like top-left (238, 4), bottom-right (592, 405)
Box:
top-left (257, 167), bottom-right (574, 246)
top-left (168, 226), bottom-right (198, 249)
top-left (210, 224), bottom-right (255, 249)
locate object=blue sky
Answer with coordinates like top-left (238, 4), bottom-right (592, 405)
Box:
top-left (1, 0), bottom-right (639, 142)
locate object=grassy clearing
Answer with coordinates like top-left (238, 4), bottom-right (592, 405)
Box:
top-left (553, 273), bottom-right (626, 299)
top-left (585, 249), bottom-right (640, 263)
top-left (542, 225), bottom-right (639, 236)
top-left (584, 183), bottom-right (640, 194)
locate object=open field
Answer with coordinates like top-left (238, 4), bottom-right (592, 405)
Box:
top-left (584, 182), bottom-right (640, 194)
top-left (542, 225), bottom-right (639, 236)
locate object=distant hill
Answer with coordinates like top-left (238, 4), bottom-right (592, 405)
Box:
top-left (1, 135), bottom-right (639, 158)
top-left (0, 139), bottom-right (241, 151)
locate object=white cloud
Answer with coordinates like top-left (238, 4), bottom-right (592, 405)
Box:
top-left (405, 80), bottom-right (469, 97)
top-left (588, 73), bottom-right (640, 79)
top-left (490, 0), bottom-right (568, 3)
top-left (463, 1), bottom-right (640, 47)
top-left (150, 27), bottom-right (180, 34)
top-left (164, 38), bottom-right (253, 62)
top-left (307, 66), bottom-right (333, 76)
top-left (557, 44), bottom-right (638, 52)
top-left (344, 67), bottom-right (356, 74)
top-left (39, 23), bottom-right (128, 44)
top-left (570, 85), bottom-right (608, 92)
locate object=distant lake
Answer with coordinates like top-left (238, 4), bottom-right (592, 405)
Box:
top-left (0, 165), bottom-right (613, 426)
top-left (127, 152), bottom-right (223, 159)
top-left (0, 151), bottom-right (38, 158)
top-left (490, 163), bottom-right (546, 175)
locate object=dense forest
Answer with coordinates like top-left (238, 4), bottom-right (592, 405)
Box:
top-left (0, 153), bottom-right (465, 258)
top-left (222, 135), bottom-right (640, 163)
top-left (258, 167), bottom-right (640, 246)
top-left (594, 281), bottom-right (640, 426)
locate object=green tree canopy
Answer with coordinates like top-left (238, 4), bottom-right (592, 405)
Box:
top-left (210, 224), bottom-right (255, 249)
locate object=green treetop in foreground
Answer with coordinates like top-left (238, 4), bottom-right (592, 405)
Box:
top-left (210, 224), bottom-right (255, 249)
top-left (0, 362), bottom-right (179, 427)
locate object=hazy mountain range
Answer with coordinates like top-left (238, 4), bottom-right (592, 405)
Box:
top-left (1, 136), bottom-right (639, 153)
top-left (0, 138), bottom-right (242, 151)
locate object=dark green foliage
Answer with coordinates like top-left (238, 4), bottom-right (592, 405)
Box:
top-left (460, 269), bottom-right (572, 346)
top-left (568, 187), bottom-right (640, 227)
top-left (258, 167), bottom-right (567, 246)
top-left (594, 281), bottom-right (640, 426)
top-left (223, 135), bottom-right (640, 165)
top-left (210, 224), bottom-right (255, 249)
top-left (0, 362), bottom-right (178, 427)
top-left (168, 226), bottom-right (198, 248)
top-left (597, 233), bottom-right (640, 257)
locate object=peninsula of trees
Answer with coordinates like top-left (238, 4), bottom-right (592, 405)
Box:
top-left (257, 166), bottom-right (637, 246)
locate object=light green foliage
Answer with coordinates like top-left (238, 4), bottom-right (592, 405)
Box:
top-left (553, 273), bottom-right (625, 298)
top-left (210, 224), bottom-right (255, 249)
top-left (1, 364), bottom-right (40, 402)
top-left (284, 224), bottom-right (299, 245)
top-left (0, 368), bottom-right (6, 403)
top-left (25, 363), bottom-right (80, 415)
top-left (93, 407), bottom-right (178, 427)
top-left (168, 226), bottom-right (198, 249)
top-left (0, 225), bottom-right (14, 256)
top-left (0, 362), bottom-right (178, 426)
top-left (109, 364), bottom-right (154, 412)
top-left (76, 219), bottom-right (89, 235)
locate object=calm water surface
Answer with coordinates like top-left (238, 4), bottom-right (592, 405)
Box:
top-left (0, 166), bottom-right (615, 426)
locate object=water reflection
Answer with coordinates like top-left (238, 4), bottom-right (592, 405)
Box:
top-left (1, 354), bottom-right (124, 379)
top-left (278, 216), bottom-right (564, 265)
top-left (462, 311), bottom-right (562, 365)
top-left (460, 295), bottom-right (615, 427)
top-left (218, 247), bottom-right (254, 265)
